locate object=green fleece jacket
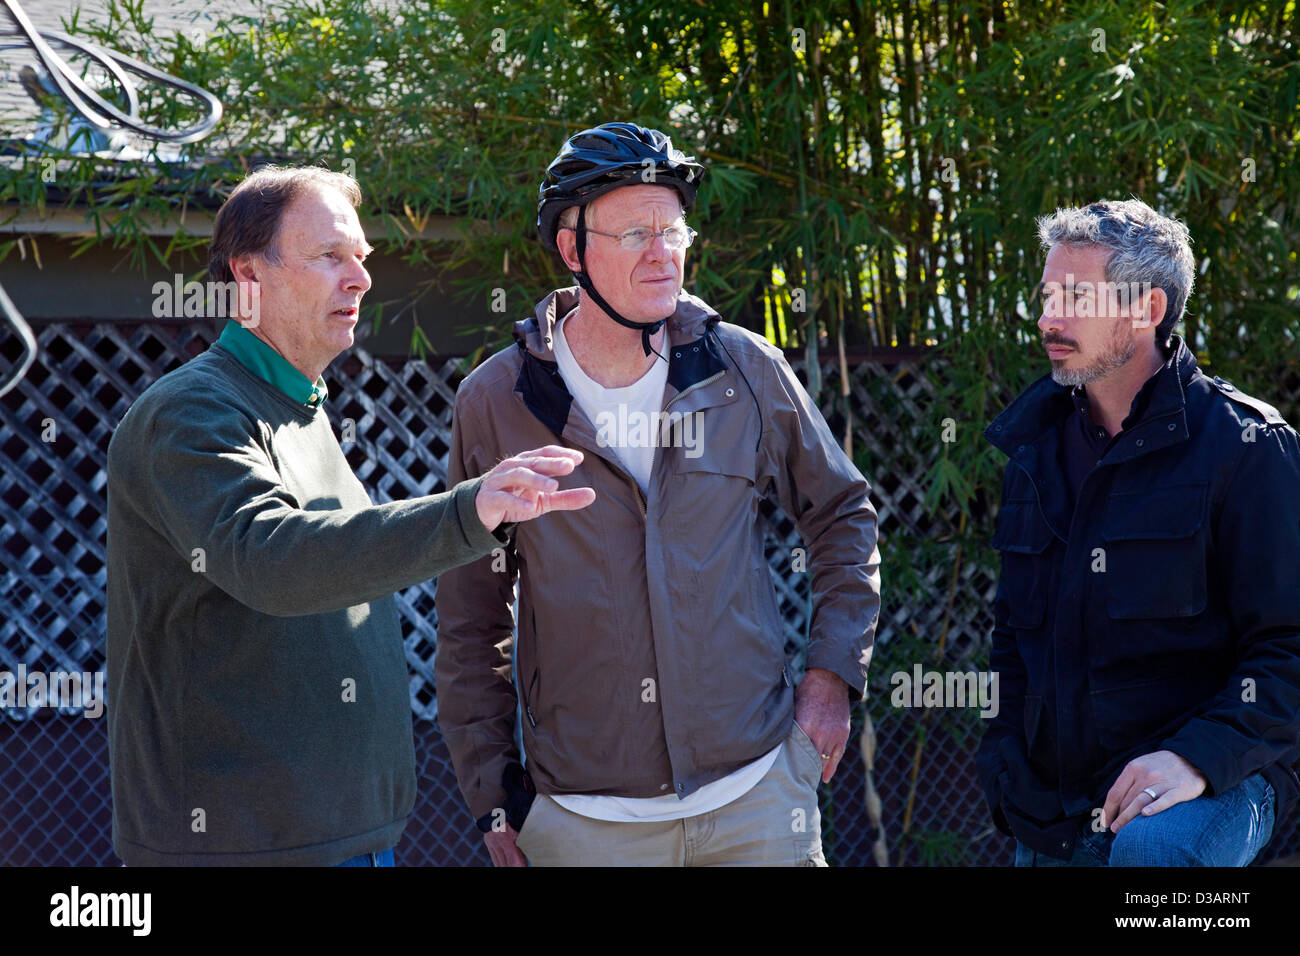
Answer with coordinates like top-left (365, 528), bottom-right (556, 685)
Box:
top-left (106, 339), bottom-right (501, 866)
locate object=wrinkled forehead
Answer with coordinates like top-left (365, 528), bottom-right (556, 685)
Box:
top-left (589, 184), bottom-right (684, 228)
top-left (280, 184), bottom-right (368, 248)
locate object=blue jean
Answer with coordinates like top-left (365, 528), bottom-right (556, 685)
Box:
top-left (1014, 772), bottom-right (1274, 867)
top-left (335, 848), bottom-right (395, 867)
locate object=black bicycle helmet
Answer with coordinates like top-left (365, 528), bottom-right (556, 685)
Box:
top-left (536, 122), bottom-right (705, 250)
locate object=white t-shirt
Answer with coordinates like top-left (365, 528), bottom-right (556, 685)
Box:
top-left (550, 744), bottom-right (782, 822)
top-left (549, 309), bottom-right (667, 494)
top-left (546, 310), bottom-right (782, 822)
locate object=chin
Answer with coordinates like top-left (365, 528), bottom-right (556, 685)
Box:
top-left (635, 292), bottom-right (680, 319)
top-left (329, 329), bottom-right (355, 354)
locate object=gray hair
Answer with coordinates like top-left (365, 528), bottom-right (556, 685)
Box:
top-left (1036, 199), bottom-right (1195, 349)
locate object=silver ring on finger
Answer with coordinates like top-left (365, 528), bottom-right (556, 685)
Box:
top-left (1142, 786), bottom-right (1160, 800)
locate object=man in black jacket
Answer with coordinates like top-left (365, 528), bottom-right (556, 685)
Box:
top-left (977, 198), bottom-right (1300, 866)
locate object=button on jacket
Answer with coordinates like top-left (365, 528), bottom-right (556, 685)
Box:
top-left (434, 287), bottom-right (881, 822)
top-left (976, 336), bottom-right (1300, 859)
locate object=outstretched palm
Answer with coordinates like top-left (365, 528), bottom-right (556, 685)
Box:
top-left (475, 445), bottom-right (596, 531)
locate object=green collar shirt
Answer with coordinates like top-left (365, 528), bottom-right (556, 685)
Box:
top-left (217, 319), bottom-right (329, 408)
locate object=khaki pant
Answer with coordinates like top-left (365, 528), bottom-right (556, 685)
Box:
top-left (514, 722), bottom-right (828, 866)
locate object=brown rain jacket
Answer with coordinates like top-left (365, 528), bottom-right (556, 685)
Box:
top-left (435, 287), bottom-right (881, 823)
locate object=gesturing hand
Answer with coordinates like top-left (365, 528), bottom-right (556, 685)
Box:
top-left (1102, 749), bottom-right (1207, 833)
top-left (474, 445), bottom-right (596, 532)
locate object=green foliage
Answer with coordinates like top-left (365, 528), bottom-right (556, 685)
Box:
top-left (6, 0), bottom-right (1295, 518)
top-left (8, 0), bottom-right (1294, 866)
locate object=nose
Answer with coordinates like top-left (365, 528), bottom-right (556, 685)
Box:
top-left (346, 259), bottom-right (372, 295)
top-left (642, 230), bottom-right (671, 262)
top-left (1037, 288), bottom-right (1063, 335)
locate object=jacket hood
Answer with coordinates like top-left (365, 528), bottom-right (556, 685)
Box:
top-left (512, 286), bottom-right (721, 360)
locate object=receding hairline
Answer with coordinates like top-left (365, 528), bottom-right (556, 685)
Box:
top-left (1041, 239), bottom-right (1116, 265)
top-left (208, 166), bottom-right (365, 281)
top-left (558, 184), bottom-right (685, 231)
top-left (277, 183), bottom-right (373, 256)
top-left (231, 164), bottom-right (361, 203)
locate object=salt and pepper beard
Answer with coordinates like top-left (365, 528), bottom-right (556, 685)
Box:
top-left (1049, 313), bottom-right (1140, 388)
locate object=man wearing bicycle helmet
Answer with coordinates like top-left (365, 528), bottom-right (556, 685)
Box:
top-left (435, 122), bottom-right (880, 866)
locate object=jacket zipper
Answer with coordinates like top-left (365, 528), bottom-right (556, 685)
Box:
top-left (644, 369), bottom-right (726, 520)
top-left (574, 441), bottom-right (645, 520)
top-left (663, 370), bottom-right (726, 412)
top-left (525, 671), bottom-right (538, 727)
top-left (511, 354), bottom-right (723, 727)
top-left (524, 610), bottom-right (539, 727)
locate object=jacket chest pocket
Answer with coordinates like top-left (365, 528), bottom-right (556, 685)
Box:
top-left (992, 498), bottom-right (1054, 630)
top-left (1100, 484), bottom-right (1208, 619)
top-left (664, 451), bottom-right (758, 541)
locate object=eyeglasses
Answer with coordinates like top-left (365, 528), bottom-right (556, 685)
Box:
top-left (565, 222), bottom-right (697, 252)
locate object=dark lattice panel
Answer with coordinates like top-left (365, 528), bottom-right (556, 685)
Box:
top-left (2, 321), bottom-right (1296, 867)
top-left (1, 322), bottom-right (212, 685)
top-left (325, 348), bottom-right (466, 721)
top-left (838, 359), bottom-right (999, 669)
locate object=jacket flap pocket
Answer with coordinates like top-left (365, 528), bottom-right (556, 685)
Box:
top-left (674, 450), bottom-right (756, 483)
top-left (993, 501), bottom-right (1052, 630)
top-left (1102, 484), bottom-right (1207, 541)
top-left (992, 499), bottom-right (1053, 554)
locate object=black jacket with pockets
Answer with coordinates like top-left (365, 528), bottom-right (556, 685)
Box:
top-left (976, 337), bottom-right (1300, 860)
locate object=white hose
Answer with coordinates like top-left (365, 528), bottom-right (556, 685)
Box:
top-left (0, 0), bottom-right (226, 396)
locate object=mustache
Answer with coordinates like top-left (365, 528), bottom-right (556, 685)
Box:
top-left (1042, 335), bottom-right (1077, 349)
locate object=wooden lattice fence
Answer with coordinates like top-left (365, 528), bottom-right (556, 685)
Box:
top-left (1, 320), bottom-right (1295, 866)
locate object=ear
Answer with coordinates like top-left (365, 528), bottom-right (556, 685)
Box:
top-left (556, 224), bottom-right (582, 274)
top-left (1139, 287), bottom-right (1167, 340)
top-left (229, 253), bottom-right (259, 284)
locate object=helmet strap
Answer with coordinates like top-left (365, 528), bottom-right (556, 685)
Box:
top-left (573, 204), bottom-right (667, 359)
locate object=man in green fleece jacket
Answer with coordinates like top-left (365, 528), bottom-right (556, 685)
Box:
top-left (106, 166), bottom-right (594, 866)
